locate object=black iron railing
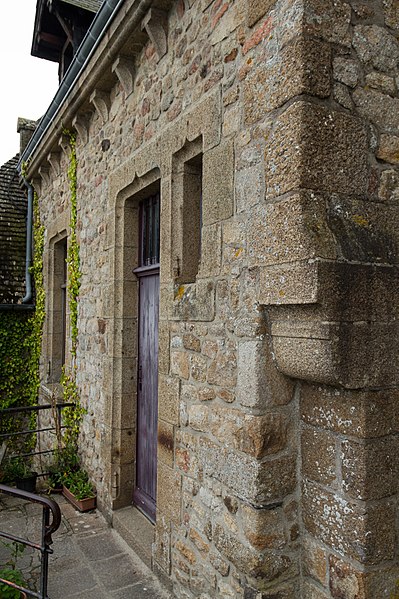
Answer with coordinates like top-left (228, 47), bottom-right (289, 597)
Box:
top-left (0, 484), bottom-right (61, 598)
top-left (0, 402), bottom-right (75, 476)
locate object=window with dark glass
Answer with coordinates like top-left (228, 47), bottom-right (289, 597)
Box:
top-left (51, 237), bottom-right (67, 381)
top-left (140, 193), bottom-right (160, 267)
top-left (60, 241), bottom-right (67, 368)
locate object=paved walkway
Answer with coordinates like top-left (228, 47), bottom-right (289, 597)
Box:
top-left (0, 492), bottom-right (173, 598)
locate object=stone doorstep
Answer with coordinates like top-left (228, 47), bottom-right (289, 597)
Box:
top-left (112, 504), bottom-right (155, 570)
top-left (111, 504), bottom-right (174, 596)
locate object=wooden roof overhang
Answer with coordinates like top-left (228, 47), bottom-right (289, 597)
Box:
top-left (22, 0), bottom-right (174, 181)
top-left (31, 0), bottom-right (101, 63)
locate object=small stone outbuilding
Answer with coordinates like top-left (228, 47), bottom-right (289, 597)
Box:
top-left (20, 0), bottom-right (399, 597)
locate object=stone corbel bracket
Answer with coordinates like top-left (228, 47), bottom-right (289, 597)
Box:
top-left (260, 260), bottom-right (399, 389)
top-left (141, 8), bottom-right (168, 59)
top-left (58, 134), bottom-right (70, 155)
top-left (31, 176), bottom-right (42, 197)
top-left (90, 89), bottom-right (111, 125)
top-left (47, 151), bottom-right (61, 177)
top-left (38, 164), bottom-right (51, 188)
top-left (112, 55), bottom-right (135, 96)
top-left (72, 113), bottom-right (91, 146)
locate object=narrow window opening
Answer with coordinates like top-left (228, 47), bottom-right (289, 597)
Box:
top-left (51, 237), bottom-right (68, 381)
top-left (180, 153), bottom-right (203, 283)
top-left (60, 242), bottom-right (67, 368)
top-left (140, 193), bottom-right (160, 267)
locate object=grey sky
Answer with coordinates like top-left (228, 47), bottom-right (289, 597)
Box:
top-left (0, 1), bottom-right (58, 165)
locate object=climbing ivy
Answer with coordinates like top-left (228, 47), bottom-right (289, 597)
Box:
top-left (31, 190), bottom-right (46, 376)
top-left (64, 130), bottom-right (81, 356)
top-left (0, 313), bottom-right (36, 409)
top-left (61, 129), bottom-right (84, 445)
top-left (0, 189), bottom-right (45, 453)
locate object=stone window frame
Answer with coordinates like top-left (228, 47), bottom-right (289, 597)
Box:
top-left (171, 137), bottom-right (203, 284)
top-left (47, 231), bottom-right (68, 384)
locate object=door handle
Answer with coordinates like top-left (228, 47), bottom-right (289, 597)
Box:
top-left (138, 364), bottom-right (142, 391)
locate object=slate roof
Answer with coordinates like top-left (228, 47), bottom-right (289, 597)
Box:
top-left (0, 156), bottom-right (27, 304)
top-left (61, 0), bottom-right (103, 12)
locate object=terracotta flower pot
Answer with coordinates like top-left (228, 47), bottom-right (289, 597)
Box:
top-left (62, 485), bottom-right (96, 512)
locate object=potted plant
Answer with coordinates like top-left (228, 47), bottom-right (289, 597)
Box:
top-left (62, 469), bottom-right (96, 512)
top-left (1, 458), bottom-right (37, 493)
top-left (0, 541), bottom-right (28, 598)
top-left (47, 443), bottom-right (79, 493)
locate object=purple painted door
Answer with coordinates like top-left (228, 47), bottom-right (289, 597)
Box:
top-left (133, 194), bottom-right (160, 522)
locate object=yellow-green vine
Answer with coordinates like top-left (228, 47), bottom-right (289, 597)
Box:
top-left (31, 190), bottom-right (46, 369)
top-left (65, 130), bottom-right (81, 356)
top-left (0, 187), bottom-right (45, 455)
top-left (61, 129), bottom-right (84, 445)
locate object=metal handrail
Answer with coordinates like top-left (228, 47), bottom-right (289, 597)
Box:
top-left (0, 484), bottom-right (61, 598)
top-left (0, 402), bottom-right (76, 474)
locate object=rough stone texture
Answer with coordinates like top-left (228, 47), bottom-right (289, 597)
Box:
top-left (198, 436), bottom-right (297, 504)
top-left (302, 480), bottom-right (396, 565)
top-left (302, 579), bottom-right (330, 599)
top-left (188, 403), bottom-right (289, 458)
top-left (379, 169), bottom-right (399, 202)
top-left (352, 25), bottom-right (399, 72)
top-left (333, 57), bottom-right (359, 88)
top-left (301, 427), bottom-right (337, 486)
top-left (301, 385), bottom-right (399, 438)
top-left (303, 0), bottom-right (352, 45)
top-left (265, 101), bottom-right (368, 199)
top-left (244, 38), bottom-right (331, 123)
top-left (353, 87), bottom-right (399, 132)
top-left (247, 0), bottom-right (277, 27)
top-left (202, 138), bottom-right (234, 226)
top-left (377, 133), bottom-right (399, 164)
top-left (20, 0), bottom-right (399, 596)
top-left (383, 0), bottom-right (399, 31)
top-left (247, 191), bottom-right (336, 267)
top-left (341, 437), bottom-right (399, 500)
top-left (259, 261), bottom-right (319, 305)
top-left (302, 536), bottom-right (328, 587)
top-left (329, 555), bottom-right (399, 599)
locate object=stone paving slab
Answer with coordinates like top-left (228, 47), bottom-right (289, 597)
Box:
top-left (0, 491), bottom-right (173, 599)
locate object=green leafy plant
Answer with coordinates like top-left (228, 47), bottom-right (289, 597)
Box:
top-left (60, 130), bottom-right (84, 450)
top-left (47, 442), bottom-right (79, 491)
top-left (1, 457), bottom-right (35, 483)
top-left (63, 129), bottom-right (81, 357)
top-left (60, 367), bottom-right (85, 448)
top-left (0, 541), bottom-right (26, 598)
top-left (62, 469), bottom-right (95, 500)
top-left (0, 186), bottom-right (45, 456)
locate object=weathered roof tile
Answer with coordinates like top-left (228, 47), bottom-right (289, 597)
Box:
top-left (0, 155), bottom-right (27, 303)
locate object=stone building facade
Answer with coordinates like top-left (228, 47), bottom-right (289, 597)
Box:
top-left (21, 0), bottom-right (399, 597)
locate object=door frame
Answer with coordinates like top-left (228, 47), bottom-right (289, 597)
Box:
top-left (132, 263), bottom-right (159, 522)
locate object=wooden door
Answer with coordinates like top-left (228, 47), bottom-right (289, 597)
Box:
top-left (133, 194), bottom-right (160, 522)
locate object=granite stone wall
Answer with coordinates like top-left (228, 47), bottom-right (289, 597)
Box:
top-left (25, 0), bottom-right (399, 597)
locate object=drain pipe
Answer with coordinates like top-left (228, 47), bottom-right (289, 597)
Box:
top-left (0, 176), bottom-right (35, 312)
top-left (21, 178), bottom-right (33, 304)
